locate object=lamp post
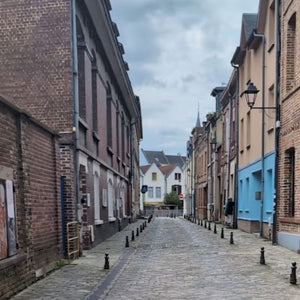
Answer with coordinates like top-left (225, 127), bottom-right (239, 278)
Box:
top-left (241, 81), bottom-right (276, 238)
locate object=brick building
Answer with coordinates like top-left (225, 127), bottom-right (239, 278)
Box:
top-left (0, 96), bottom-right (61, 298)
top-left (277, 0), bottom-right (300, 251)
top-left (0, 0), bottom-right (142, 251)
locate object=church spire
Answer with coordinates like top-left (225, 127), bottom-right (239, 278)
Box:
top-left (195, 103), bottom-right (200, 127)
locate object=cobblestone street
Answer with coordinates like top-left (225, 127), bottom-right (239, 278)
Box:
top-left (12, 217), bottom-right (300, 300)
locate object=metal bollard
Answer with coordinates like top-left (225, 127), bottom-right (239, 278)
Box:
top-left (198, 219), bottom-right (200, 226)
top-left (214, 223), bottom-right (217, 234)
top-left (221, 227), bottom-right (224, 239)
top-left (131, 230), bottom-right (135, 241)
top-left (145, 221), bottom-right (147, 227)
top-left (136, 227), bottom-right (139, 237)
top-left (230, 232), bottom-right (234, 244)
top-left (260, 247), bottom-right (265, 265)
top-left (140, 225), bottom-right (143, 233)
top-left (290, 262), bottom-right (297, 285)
top-left (104, 253), bottom-right (110, 269)
top-left (208, 221), bottom-right (211, 230)
top-left (204, 220), bottom-right (207, 228)
top-left (200, 219), bottom-right (203, 226)
top-left (125, 236), bottom-right (129, 247)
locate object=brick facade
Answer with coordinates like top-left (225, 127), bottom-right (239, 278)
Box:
top-left (0, 96), bottom-right (61, 299)
top-left (277, 0), bottom-right (300, 250)
top-left (0, 0), bottom-right (142, 257)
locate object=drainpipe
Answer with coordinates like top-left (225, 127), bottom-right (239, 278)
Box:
top-left (71, 0), bottom-right (80, 221)
top-left (253, 31), bottom-right (266, 238)
top-left (273, 0), bottom-right (281, 245)
top-left (231, 63), bottom-right (239, 230)
top-left (130, 118), bottom-right (137, 220)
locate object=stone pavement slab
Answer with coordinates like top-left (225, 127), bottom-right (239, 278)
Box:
top-left (9, 217), bottom-right (300, 300)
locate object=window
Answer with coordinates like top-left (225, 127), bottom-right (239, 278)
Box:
top-left (106, 85), bottom-right (112, 148)
top-left (246, 111), bottom-right (251, 148)
top-left (108, 179), bottom-right (115, 220)
top-left (267, 85), bottom-right (275, 131)
top-left (268, 1), bottom-right (275, 48)
top-left (116, 104), bottom-right (120, 157)
top-left (155, 187), bottom-right (161, 198)
top-left (94, 172), bottom-right (100, 222)
top-left (240, 118), bottom-right (244, 151)
top-left (286, 13), bottom-right (296, 92)
top-left (175, 173), bottom-right (181, 181)
top-left (152, 172), bottom-right (157, 181)
top-left (285, 148), bottom-right (295, 217)
top-left (0, 179), bottom-right (17, 260)
top-left (92, 51), bottom-right (98, 132)
top-left (148, 187), bottom-right (154, 198)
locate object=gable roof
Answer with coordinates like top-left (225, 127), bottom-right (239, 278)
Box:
top-left (142, 149), bottom-right (186, 169)
top-left (142, 149), bottom-right (168, 167)
top-left (160, 164), bottom-right (177, 177)
top-left (140, 165), bottom-right (151, 175)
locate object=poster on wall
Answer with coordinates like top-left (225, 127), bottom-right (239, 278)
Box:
top-left (0, 180), bottom-right (7, 260)
top-left (6, 180), bottom-right (17, 256)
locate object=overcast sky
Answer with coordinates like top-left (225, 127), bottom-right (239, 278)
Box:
top-left (110, 0), bottom-right (259, 162)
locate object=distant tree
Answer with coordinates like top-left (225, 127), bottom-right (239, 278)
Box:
top-left (164, 192), bottom-right (182, 208)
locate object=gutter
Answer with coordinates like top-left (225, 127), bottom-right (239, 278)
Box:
top-left (252, 31), bottom-right (266, 238)
top-left (272, 0), bottom-right (281, 245)
top-left (231, 63), bottom-right (239, 230)
top-left (71, 0), bottom-right (80, 221)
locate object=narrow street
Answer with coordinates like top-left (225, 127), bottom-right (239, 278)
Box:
top-left (87, 218), bottom-right (300, 300)
top-left (11, 218), bottom-right (300, 300)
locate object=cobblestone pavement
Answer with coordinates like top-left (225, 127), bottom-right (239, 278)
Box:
top-left (11, 217), bottom-right (300, 299)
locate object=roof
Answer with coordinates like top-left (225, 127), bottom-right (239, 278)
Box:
top-left (142, 149), bottom-right (186, 169)
top-left (140, 165), bottom-right (151, 175)
top-left (242, 13), bottom-right (257, 42)
top-left (165, 155), bottom-right (186, 169)
top-left (142, 150), bottom-right (168, 167)
top-left (160, 164), bottom-right (177, 176)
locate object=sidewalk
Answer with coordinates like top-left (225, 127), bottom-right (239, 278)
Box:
top-left (10, 219), bottom-right (149, 300)
top-left (10, 217), bottom-right (300, 299)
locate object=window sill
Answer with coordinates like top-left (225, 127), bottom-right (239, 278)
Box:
top-left (109, 217), bottom-right (116, 222)
top-left (107, 146), bottom-right (114, 155)
top-left (95, 219), bottom-right (104, 225)
top-left (93, 131), bottom-right (100, 141)
top-left (79, 117), bottom-right (89, 129)
top-left (279, 217), bottom-right (300, 224)
top-left (246, 144), bottom-right (251, 150)
top-left (0, 251), bottom-right (26, 271)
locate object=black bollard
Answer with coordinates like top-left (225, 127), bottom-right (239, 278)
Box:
top-left (208, 221), bottom-right (211, 230)
top-left (198, 219), bottom-right (200, 225)
top-left (104, 253), bottom-right (110, 269)
top-left (145, 221), bottom-right (147, 227)
top-left (136, 227), bottom-right (139, 237)
top-left (290, 262), bottom-right (297, 285)
top-left (221, 227), bottom-right (224, 239)
top-left (230, 232), bottom-right (234, 244)
top-left (131, 230), bottom-right (135, 241)
top-left (201, 219), bottom-right (203, 226)
top-left (214, 223), bottom-right (217, 234)
top-left (125, 236), bottom-right (129, 247)
top-left (140, 225), bottom-right (143, 233)
top-left (260, 247), bottom-right (265, 265)
top-left (204, 220), bottom-right (207, 228)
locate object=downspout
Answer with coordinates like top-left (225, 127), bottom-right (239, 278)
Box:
top-left (273, 0), bottom-right (281, 245)
top-left (253, 31), bottom-right (266, 238)
top-left (231, 63), bottom-right (239, 229)
top-left (71, 0), bottom-right (80, 221)
top-left (130, 119), bottom-right (136, 220)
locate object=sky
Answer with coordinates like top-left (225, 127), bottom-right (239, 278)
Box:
top-left (110, 0), bottom-right (259, 163)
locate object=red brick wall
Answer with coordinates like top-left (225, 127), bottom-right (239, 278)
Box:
top-left (0, 97), bottom-right (61, 299)
top-left (277, 0), bottom-right (300, 233)
top-left (0, 0), bottom-right (73, 132)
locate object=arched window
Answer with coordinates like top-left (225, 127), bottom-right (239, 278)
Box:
top-left (108, 179), bottom-right (115, 220)
top-left (106, 84), bottom-right (112, 148)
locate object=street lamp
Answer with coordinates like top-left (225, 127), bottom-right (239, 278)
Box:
top-left (241, 81), bottom-right (275, 110)
top-left (240, 82), bottom-right (259, 109)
